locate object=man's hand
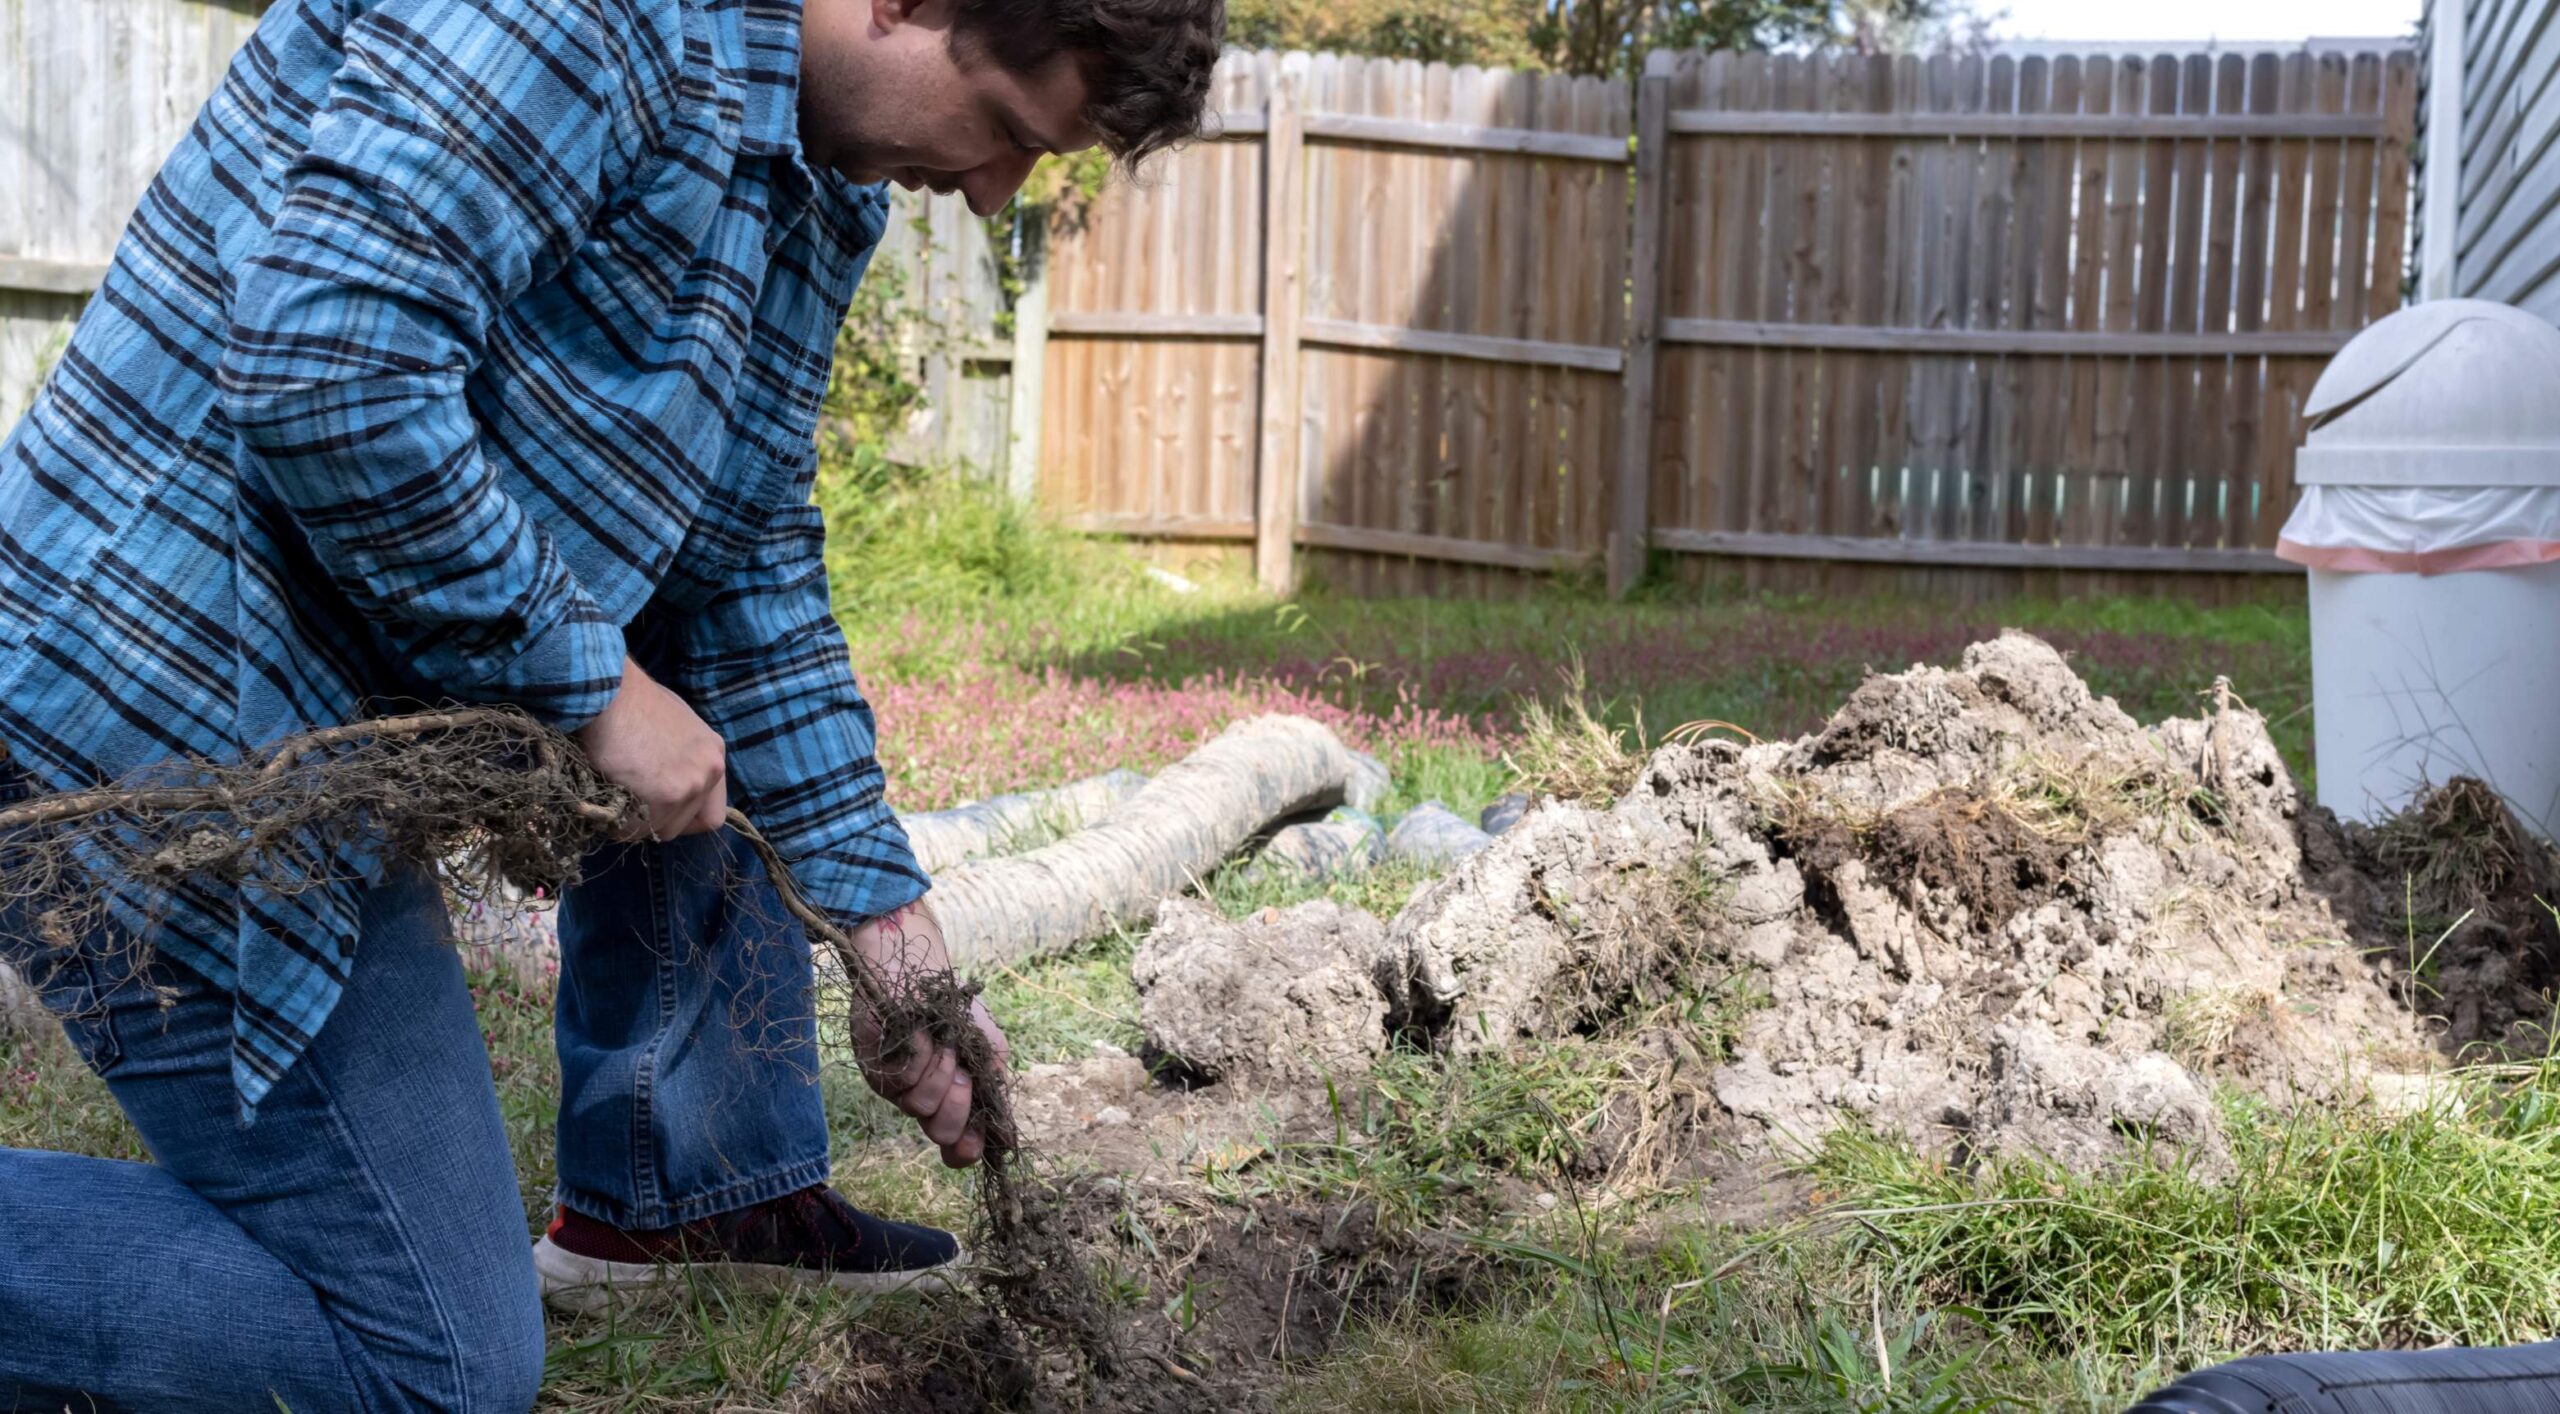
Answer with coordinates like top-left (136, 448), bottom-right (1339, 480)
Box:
top-left (575, 656), bottom-right (728, 840)
top-left (849, 901), bottom-right (1012, 1168)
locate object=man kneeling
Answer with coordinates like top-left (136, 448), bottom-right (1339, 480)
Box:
top-left (0, 0), bottom-right (1217, 1406)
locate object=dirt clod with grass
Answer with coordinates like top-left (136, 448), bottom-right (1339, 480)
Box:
top-left (1132, 899), bottom-right (1397, 1084)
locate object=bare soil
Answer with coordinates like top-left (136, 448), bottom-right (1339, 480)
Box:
top-left (808, 1163), bottom-right (1490, 1413)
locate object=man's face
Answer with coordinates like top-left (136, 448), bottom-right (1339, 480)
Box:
top-left (800, 0), bottom-right (1099, 217)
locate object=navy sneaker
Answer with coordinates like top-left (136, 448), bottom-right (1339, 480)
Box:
top-left (532, 1183), bottom-right (966, 1312)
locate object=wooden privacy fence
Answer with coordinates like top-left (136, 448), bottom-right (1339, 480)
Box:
top-left (0, 23), bottom-right (2422, 600)
top-left (1, 0), bottom-right (271, 431)
top-left (1015, 45), bottom-right (2421, 596)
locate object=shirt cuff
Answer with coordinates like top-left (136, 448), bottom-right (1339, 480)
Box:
top-left (477, 601), bottom-right (627, 734)
top-left (787, 810), bottom-right (933, 931)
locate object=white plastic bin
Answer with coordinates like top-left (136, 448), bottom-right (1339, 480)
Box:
top-left (2283, 300), bottom-right (2560, 836)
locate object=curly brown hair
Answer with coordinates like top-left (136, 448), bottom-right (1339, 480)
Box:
top-left (951, 0), bottom-right (1225, 168)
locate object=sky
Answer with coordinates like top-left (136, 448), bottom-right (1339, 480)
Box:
top-left (1996, 0), bottom-right (2422, 43)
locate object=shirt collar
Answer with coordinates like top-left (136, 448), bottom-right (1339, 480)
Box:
top-left (737, 0), bottom-right (809, 158)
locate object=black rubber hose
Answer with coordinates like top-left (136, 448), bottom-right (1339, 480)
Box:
top-left (2129, 1342), bottom-right (2560, 1413)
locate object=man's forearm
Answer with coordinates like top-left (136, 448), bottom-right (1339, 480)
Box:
top-left (848, 898), bottom-right (952, 982)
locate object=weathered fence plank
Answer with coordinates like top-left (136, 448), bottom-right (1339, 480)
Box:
top-left (1255, 63), bottom-right (1305, 592)
top-left (1612, 71), bottom-right (1672, 597)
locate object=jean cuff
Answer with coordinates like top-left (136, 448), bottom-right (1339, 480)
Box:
top-left (555, 1149), bottom-right (831, 1231)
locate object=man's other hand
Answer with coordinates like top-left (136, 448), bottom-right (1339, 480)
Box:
top-left (849, 903), bottom-right (1013, 1168)
top-left (576, 656), bottom-right (729, 840)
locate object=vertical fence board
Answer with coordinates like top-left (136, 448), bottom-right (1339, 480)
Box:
top-left (2371, 53), bottom-right (2419, 318)
top-left (2122, 56), bottom-right (2179, 551)
top-left (1998, 56), bottom-right (2050, 548)
top-left (1966, 56), bottom-right (2015, 552)
top-left (2025, 56), bottom-right (2082, 547)
top-left (2187, 55), bottom-right (2246, 550)
top-left (1614, 72), bottom-right (1670, 595)
top-left (1256, 65), bottom-right (1304, 591)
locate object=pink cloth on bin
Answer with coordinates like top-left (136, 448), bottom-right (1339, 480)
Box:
top-left (2278, 537), bottom-right (2560, 576)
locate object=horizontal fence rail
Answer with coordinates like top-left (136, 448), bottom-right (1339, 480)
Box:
top-left (1658, 320), bottom-right (2364, 358)
top-left (1665, 110), bottom-right (2398, 138)
top-left (1019, 44), bottom-right (2419, 599)
top-left (0, 257), bottom-right (108, 297)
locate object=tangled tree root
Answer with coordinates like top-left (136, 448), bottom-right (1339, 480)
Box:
top-left (0, 708), bottom-right (1118, 1389)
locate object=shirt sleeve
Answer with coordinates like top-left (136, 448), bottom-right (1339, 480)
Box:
top-left (215, 0), bottom-right (676, 731)
top-left (669, 493), bottom-right (930, 928)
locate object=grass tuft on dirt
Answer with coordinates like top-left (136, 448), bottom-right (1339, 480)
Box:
top-left (1503, 658), bottom-right (1645, 806)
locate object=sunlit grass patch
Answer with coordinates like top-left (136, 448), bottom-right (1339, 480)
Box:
top-left (1811, 1062), bottom-right (2560, 1365)
top-left (1200, 852), bottom-right (1449, 927)
top-left (970, 928), bottom-right (1147, 1066)
top-left (1505, 658), bottom-right (1646, 806)
top-left (1279, 1220), bottom-right (2154, 1414)
top-left (538, 1268), bottom-right (972, 1411)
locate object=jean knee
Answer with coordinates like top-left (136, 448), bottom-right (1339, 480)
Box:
top-left (382, 1263), bottom-right (544, 1413)
top-left (461, 1274), bottom-right (547, 1412)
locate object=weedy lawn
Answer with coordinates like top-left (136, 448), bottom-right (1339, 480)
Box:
top-left (17, 472), bottom-right (2557, 1412)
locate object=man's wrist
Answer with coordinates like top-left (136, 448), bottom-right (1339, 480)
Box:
top-left (852, 900), bottom-right (950, 976)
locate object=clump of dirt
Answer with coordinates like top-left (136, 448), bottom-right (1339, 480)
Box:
top-left (1393, 798), bottom-right (1726, 1053)
top-left (1787, 788), bottom-right (2075, 935)
top-left (1391, 633), bottom-right (2438, 1173)
top-left (1131, 900), bottom-right (1398, 1083)
top-left (2330, 776), bottom-right (2560, 1051)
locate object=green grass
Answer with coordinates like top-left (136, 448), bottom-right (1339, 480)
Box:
top-left (1280, 1219), bottom-right (2164, 1413)
top-left (1282, 1061), bottom-right (2560, 1411)
top-left (973, 927), bottom-right (1147, 1064)
top-left (0, 470), bottom-right (2380, 1410)
top-left (822, 472), bottom-right (2319, 813)
top-left (1816, 1066), bottom-right (2560, 1366)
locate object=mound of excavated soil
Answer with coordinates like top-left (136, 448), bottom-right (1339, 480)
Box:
top-left (1400, 631), bottom-right (2436, 1171)
top-left (1144, 632), bottom-right (2471, 1177)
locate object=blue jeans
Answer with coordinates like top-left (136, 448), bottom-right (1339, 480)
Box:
top-left (0, 829), bottom-right (833, 1412)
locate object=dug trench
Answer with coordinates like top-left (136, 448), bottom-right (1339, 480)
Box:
top-left (870, 631), bottom-right (2560, 1409)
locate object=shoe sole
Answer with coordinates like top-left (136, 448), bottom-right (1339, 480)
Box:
top-left (532, 1234), bottom-right (969, 1314)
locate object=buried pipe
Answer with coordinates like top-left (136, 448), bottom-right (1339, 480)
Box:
top-left (2129, 1341), bottom-right (2560, 1412)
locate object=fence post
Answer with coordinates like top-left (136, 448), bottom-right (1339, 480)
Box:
top-left (1255, 63), bottom-right (1306, 595)
top-left (1611, 68), bottom-right (1672, 599)
top-left (1005, 216), bottom-right (1049, 502)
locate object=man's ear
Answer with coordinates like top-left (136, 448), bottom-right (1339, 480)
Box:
top-left (869, 0), bottom-right (941, 34)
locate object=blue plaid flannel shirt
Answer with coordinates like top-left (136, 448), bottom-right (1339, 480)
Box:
top-left (0, 0), bottom-right (928, 1115)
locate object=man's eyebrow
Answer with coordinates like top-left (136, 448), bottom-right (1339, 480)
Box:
top-left (1001, 99), bottom-right (1068, 153)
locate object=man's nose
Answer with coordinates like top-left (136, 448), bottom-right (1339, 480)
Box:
top-left (963, 150), bottom-right (1042, 217)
